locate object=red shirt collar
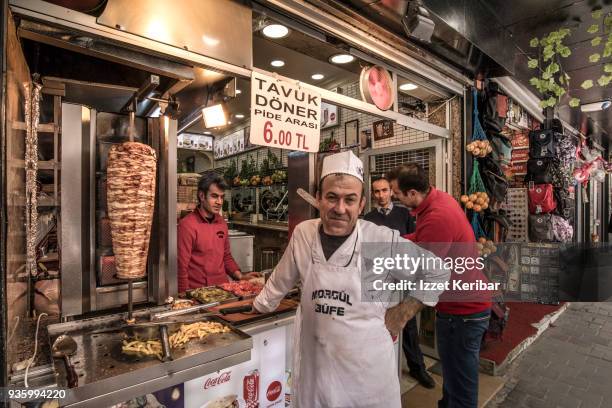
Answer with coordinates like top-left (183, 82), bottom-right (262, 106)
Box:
top-left (195, 207), bottom-right (221, 224)
top-left (410, 187), bottom-right (437, 217)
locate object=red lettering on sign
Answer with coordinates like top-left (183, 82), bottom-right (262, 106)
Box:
top-left (203, 371), bottom-right (231, 390)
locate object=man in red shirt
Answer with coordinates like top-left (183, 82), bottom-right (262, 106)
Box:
top-left (387, 163), bottom-right (491, 408)
top-left (177, 173), bottom-right (258, 293)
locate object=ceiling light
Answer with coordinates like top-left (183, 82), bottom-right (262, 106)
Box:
top-left (270, 60), bottom-right (285, 67)
top-left (262, 24), bottom-right (289, 39)
top-left (580, 100), bottom-right (611, 112)
top-left (329, 53), bottom-right (355, 64)
top-left (202, 104), bottom-right (227, 128)
top-left (311, 73), bottom-right (325, 80)
top-left (236, 89), bottom-right (242, 94)
top-left (399, 83), bottom-right (418, 91)
top-left (204, 131), bottom-right (212, 135)
top-left (235, 114), bottom-right (245, 119)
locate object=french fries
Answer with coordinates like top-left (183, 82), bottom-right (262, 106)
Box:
top-left (121, 321), bottom-right (232, 361)
top-left (169, 322), bottom-right (231, 348)
top-left (122, 339), bottom-right (163, 360)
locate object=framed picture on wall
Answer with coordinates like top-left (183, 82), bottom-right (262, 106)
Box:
top-left (345, 119), bottom-right (359, 147)
top-left (359, 129), bottom-right (372, 153)
top-left (321, 102), bottom-right (339, 129)
top-left (373, 120), bottom-right (394, 141)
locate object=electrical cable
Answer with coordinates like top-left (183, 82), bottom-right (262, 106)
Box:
top-left (24, 312), bottom-right (48, 388)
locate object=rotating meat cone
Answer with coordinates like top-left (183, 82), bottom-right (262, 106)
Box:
top-left (107, 142), bottom-right (157, 279)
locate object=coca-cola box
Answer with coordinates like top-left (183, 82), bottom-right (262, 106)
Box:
top-left (184, 327), bottom-right (286, 408)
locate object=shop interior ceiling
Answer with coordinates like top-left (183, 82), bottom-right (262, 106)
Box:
top-left (337, 0), bottom-right (611, 145)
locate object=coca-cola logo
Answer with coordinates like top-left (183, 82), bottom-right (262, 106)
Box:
top-left (266, 381), bottom-right (282, 401)
top-left (203, 372), bottom-right (231, 389)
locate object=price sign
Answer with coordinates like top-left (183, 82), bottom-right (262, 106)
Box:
top-left (250, 71), bottom-right (321, 152)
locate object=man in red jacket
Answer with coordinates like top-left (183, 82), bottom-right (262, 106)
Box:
top-left (177, 173), bottom-right (258, 293)
top-left (387, 163), bottom-right (491, 408)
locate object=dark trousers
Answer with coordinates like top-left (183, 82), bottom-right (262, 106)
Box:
top-left (402, 316), bottom-right (426, 373)
top-left (436, 310), bottom-right (490, 408)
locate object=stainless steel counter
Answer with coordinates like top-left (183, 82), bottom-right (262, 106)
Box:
top-left (12, 307), bottom-right (253, 408)
top-left (231, 220), bottom-right (288, 232)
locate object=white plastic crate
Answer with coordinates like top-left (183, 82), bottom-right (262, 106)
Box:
top-left (503, 188), bottom-right (529, 242)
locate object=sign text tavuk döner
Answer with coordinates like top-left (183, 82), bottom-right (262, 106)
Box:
top-left (250, 71), bottom-right (321, 152)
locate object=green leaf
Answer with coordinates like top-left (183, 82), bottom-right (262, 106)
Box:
top-left (559, 75), bottom-right (565, 85)
top-left (543, 44), bottom-right (555, 61)
top-left (604, 41), bottom-right (612, 58)
top-left (591, 36), bottom-right (602, 46)
top-left (592, 10), bottom-right (603, 20)
top-left (569, 98), bottom-right (581, 108)
top-left (528, 58), bottom-right (539, 69)
top-left (530, 37), bottom-right (540, 48)
top-left (589, 53), bottom-right (601, 62)
top-left (581, 79), bottom-right (594, 89)
top-left (539, 96), bottom-right (557, 109)
top-left (606, 14), bottom-right (612, 28)
top-left (542, 71), bottom-right (552, 80)
top-left (587, 24), bottom-right (599, 34)
top-left (548, 62), bottom-right (560, 74)
top-left (597, 75), bottom-right (611, 87)
top-left (558, 28), bottom-right (571, 37)
top-left (565, 73), bottom-right (571, 81)
top-left (529, 77), bottom-right (540, 87)
top-left (605, 63), bottom-right (612, 73)
top-left (558, 46), bottom-right (572, 58)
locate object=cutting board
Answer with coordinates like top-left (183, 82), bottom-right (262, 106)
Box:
top-left (208, 298), bottom-right (298, 325)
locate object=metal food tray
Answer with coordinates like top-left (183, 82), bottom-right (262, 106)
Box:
top-left (47, 308), bottom-right (252, 407)
top-left (186, 285), bottom-right (238, 305)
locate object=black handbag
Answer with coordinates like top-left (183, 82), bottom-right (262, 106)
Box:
top-left (479, 157), bottom-right (509, 203)
top-left (554, 189), bottom-right (575, 220)
top-left (529, 129), bottom-right (558, 158)
top-left (525, 158), bottom-right (554, 184)
top-left (529, 214), bottom-right (554, 242)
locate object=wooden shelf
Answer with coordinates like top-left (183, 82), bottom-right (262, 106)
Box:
top-left (9, 159), bottom-right (59, 170)
top-left (10, 121), bottom-right (58, 133)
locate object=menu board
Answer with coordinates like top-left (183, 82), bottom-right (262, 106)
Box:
top-left (214, 128), bottom-right (246, 159)
top-left (178, 133), bottom-right (213, 151)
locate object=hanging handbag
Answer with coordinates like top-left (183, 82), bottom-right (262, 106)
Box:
top-left (479, 157), bottom-right (509, 203)
top-left (529, 129), bottom-right (558, 158)
top-left (551, 214), bottom-right (573, 243)
top-left (489, 135), bottom-right (512, 167)
top-left (554, 189), bottom-right (575, 220)
top-left (525, 158), bottom-right (554, 184)
top-left (528, 184), bottom-right (557, 214)
top-left (529, 214), bottom-right (554, 242)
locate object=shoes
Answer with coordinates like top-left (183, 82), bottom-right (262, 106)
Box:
top-left (409, 370), bottom-right (436, 389)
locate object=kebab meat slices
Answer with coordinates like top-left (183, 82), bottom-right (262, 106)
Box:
top-left (107, 142), bottom-right (157, 279)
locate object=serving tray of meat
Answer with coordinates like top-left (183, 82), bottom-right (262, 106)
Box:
top-left (218, 281), bottom-right (263, 299)
top-left (187, 286), bottom-right (238, 305)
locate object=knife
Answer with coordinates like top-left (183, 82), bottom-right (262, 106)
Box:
top-left (219, 305), bottom-right (253, 315)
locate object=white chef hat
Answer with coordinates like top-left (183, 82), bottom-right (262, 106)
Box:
top-left (320, 150), bottom-right (364, 182)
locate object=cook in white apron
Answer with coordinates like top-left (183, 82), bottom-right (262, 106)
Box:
top-left (254, 218), bottom-right (449, 408)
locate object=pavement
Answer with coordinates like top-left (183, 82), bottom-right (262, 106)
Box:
top-left (486, 302), bottom-right (612, 408)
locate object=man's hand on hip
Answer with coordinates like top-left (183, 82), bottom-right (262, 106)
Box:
top-left (385, 298), bottom-right (424, 337)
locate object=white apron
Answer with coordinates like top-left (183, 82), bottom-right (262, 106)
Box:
top-left (292, 221), bottom-right (400, 408)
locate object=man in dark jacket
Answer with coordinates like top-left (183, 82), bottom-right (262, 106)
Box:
top-left (363, 176), bottom-right (435, 389)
